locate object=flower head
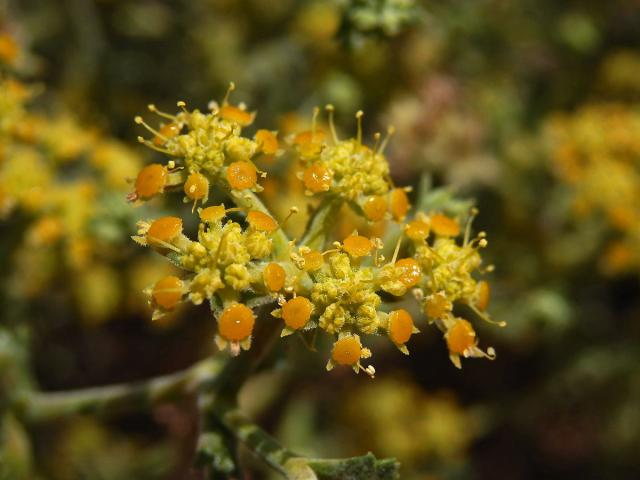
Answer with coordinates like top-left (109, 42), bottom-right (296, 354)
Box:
top-left (131, 91), bottom-right (502, 373)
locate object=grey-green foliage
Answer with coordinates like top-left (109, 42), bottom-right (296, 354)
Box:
top-left (339, 0), bottom-right (422, 42)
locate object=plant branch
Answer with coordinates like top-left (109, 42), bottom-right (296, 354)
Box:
top-left (14, 355), bottom-right (226, 424)
top-left (300, 198), bottom-right (342, 250)
top-left (212, 405), bottom-right (399, 480)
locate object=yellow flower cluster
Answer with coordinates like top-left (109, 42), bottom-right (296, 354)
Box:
top-left (344, 378), bottom-right (477, 463)
top-left (546, 103), bottom-right (640, 274)
top-left (290, 108), bottom-right (411, 223)
top-left (133, 88), bottom-right (501, 374)
top-left (0, 75), bottom-right (141, 322)
top-left (131, 83), bottom-right (279, 206)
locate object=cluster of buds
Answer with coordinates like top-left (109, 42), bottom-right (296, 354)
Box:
top-left (0, 74), bottom-right (141, 312)
top-left (132, 85), bottom-right (502, 375)
top-left (545, 103), bottom-right (640, 274)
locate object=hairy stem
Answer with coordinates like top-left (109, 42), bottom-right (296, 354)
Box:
top-left (212, 405), bottom-right (399, 480)
top-left (14, 356), bottom-right (225, 423)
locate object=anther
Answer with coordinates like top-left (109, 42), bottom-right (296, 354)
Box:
top-left (176, 101), bottom-right (188, 114)
top-left (355, 110), bottom-right (364, 144)
top-left (135, 116), bottom-right (166, 141)
top-left (373, 132), bottom-right (382, 153)
top-left (222, 81), bottom-right (236, 105)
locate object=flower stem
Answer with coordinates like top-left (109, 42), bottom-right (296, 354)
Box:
top-left (300, 197), bottom-right (342, 250)
top-left (14, 356), bottom-right (225, 423)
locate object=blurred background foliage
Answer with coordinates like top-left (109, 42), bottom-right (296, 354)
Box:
top-left (1, 0), bottom-right (640, 478)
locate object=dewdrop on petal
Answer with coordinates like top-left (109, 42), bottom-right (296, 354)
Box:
top-left (446, 318), bottom-right (476, 356)
top-left (293, 128), bottom-right (325, 159)
top-left (445, 318), bottom-right (496, 369)
top-left (332, 336), bottom-right (361, 365)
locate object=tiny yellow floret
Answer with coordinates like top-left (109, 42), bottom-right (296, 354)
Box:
top-left (447, 319), bottom-right (476, 355)
top-left (147, 216), bottom-right (183, 245)
top-left (218, 303), bottom-right (255, 341)
top-left (424, 293), bottom-right (451, 319)
top-left (303, 164), bottom-right (333, 192)
top-left (405, 220), bottom-right (430, 241)
top-left (256, 129), bottom-right (279, 155)
top-left (153, 123), bottom-right (181, 146)
top-left (220, 105), bottom-right (254, 126)
top-left (303, 250), bottom-right (324, 271)
top-left (246, 211), bottom-right (278, 232)
top-left (264, 263), bottom-right (286, 292)
top-left (184, 172), bottom-right (209, 200)
top-left (331, 336), bottom-right (362, 366)
top-left (227, 161), bottom-right (258, 190)
top-left (343, 235), bottom-right (373, 257)
top-left (363, 195), bottom-right (387, 221)
top-left (476, 281), bottom-right (490, 311)
top-left (135, 164), bottom-right (167, 198)
top-left (430, 214), bottom-right (460, 237)
top-left (152, 276), bottom-right (183, 310)
top-left (395, 258), bottom-right (421, 288)
top-left (390, 188), bottom-right (409, 221)
top-left (282, 296), bottom-right (313, 330)
top-left (200, 205), bottom-right (226, 223)
top-left (388, 309), bottom-right (414, 345)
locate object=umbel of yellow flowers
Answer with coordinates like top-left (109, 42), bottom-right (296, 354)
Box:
top-left (131, 84), bottom-right (504, 375)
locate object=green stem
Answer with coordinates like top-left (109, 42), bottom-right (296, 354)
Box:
top-left (214, 405), bottom-right (298, 477)
top-left (300, 198), bottom-right (342, 250)
top-left (14, 356), bottom-right (225, 423)
top-left (212, 406), bottom-right (399, 480)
